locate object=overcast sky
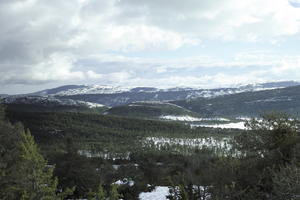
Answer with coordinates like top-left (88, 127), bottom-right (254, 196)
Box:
top-left (1, 0), bottom-right (300, 94)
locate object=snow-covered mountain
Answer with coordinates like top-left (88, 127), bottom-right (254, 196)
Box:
top-left (4, 81), bottom-right (299, 108)
top-left (33, 85), bottom-right (133, 96)
top-left (32, 81), bottom-right (299, 96)
top-left (27, 81), bottom-right (299, 106)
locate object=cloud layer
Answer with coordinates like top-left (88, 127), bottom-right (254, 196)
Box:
top-left (1, 0), bottom-right (300, 93)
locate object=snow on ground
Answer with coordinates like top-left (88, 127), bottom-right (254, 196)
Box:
top-left (160, 115), bottom-right (230, 122)
top-left (82, 101), bottom-right (105, 108)
top-left (160, 115), bottom-right (203, 121)
top-left (139, 186), bottom-right (169, 200)
top-left (144, 137), bottom-right (231, 150)
top-left (78, 150), bottom-right (130, 160)
top-left (114, 179), bottom-right (135, 187)
top-left (191, 122), bottom-right (246, 130)
top-left (236, 116), bottom-right (251, 121)
top-left (200, 117), bottom-right (230, 121)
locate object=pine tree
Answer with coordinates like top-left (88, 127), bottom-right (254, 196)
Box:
top-left (96, 184), bottom-right (106, 200)
top-left (0, 105), bottom-right (64, 200)
top-left (0, 117), bottom-right (27, 199)
top-left (109, 184), bottom-right (122, 200)
top-left (19, 129), bottom-right (58, 200)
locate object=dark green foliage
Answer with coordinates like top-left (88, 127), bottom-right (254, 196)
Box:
top-left (272, 164), bottom-right (300, 200)
top-left (237, 112), bottom-right (300, 165)
top-left (4, 101), bottom-right (299, 199)
top-left (18, 130), bottom-right (58, 200)
top-left (6, 109), bottom-right (229, 158)
top-left (0, 105), bottom-right (60, 200)
top-left (96, 185), bottom-right (106, 200)
top-left (168, 113), bottom-right (300, 200)
top-left (106, 101), bottom-right (199, 119)
top-left (6, 103), bottom-right (107, 114)
top-left (52, 138), bottom-right (102, 198)
top-left (0, 120), bottom-right (24, 199)
top-left (109, 184), bottom-right (122, 200)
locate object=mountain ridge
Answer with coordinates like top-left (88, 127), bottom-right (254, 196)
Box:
top-left (173, 85), bottom-right (300, 117)
top-left (26, 81), bottom-right (300, 107)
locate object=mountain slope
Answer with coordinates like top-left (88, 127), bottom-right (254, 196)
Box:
top-left (105, 101), bottom-right (200, 120)
top-left (40, 81), bottom-right (300, 106)
top-left (2, 96), bottom-right (107, 113)
top-left (173, 85), bottom-right (300, 117)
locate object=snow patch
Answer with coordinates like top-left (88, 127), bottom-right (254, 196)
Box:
top-left (139, 186), bottom-right (169, 200)
top-left (114, 179), bottom-right (134, 187)
top-left (160, 115), bottom-right (230, 122)
top-left (83, 101), bottom-right (105, 108)
top-left (192, 122), bottom-right (246, 130)
top-left (144, 137), bottom-right (231, 150)
top-left (160, 115), bottom-right (202, 121)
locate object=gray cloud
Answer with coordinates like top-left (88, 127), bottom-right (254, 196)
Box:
top-left (0, 0), bottom-right (300, 93)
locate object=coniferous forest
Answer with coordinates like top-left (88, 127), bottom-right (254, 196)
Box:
top-left (1, 103), bottom-right (299, 200)
top-left (2, 0), bottom-right (300, 199)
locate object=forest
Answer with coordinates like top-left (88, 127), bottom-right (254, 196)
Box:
top-left (1, 104), bottom-right (299, 200)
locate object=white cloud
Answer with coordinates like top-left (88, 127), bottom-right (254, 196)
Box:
top-left (116, 0), bottom-right (300, 41)
top-left (1, 0), bottom-right (300, 91)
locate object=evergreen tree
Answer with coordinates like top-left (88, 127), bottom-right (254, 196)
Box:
top-left (96, 184), bottom-right (106, 200)
top-left (19, 129), bottom-right (58, 200)
top-left (0, 105), bottom-right (64, 200)
top-left (0, 120), bottom-right (24, 199)
top-left (109, 184), bottom-right (122, 200)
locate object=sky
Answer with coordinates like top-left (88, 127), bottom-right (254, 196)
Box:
top-left (1, 0), bottom-right (300, 94)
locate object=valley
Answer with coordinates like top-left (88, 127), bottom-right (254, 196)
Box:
top-left (1, 81), bottom-right (300, 199)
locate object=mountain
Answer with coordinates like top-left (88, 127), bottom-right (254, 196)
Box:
top-left (31, 85), bottom-right (87, 95)
top-left (2, 96), bottom-right (107, 113)
top-left (105, 101), bottom-right (200, 120)
top-left (33, 85), bottom-right (132, 96)
top-left (3, 81), bottom-right (299, 116)
top-left (30, 81), bottom-right (300, 107)
top-left (237, 81), bottom-right (300, 90)
top-left (173, 85), bottom-right (300, 117)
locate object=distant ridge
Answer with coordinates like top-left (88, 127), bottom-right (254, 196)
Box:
top-left (25, 81), bottom-right (300, 106)
top-left (173, 85), bottom-right (300, 117)
top-left (3, 81), bottom-right (300, 109)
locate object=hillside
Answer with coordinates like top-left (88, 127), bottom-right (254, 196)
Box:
top-left (30, 81), bottom-right (300, 106)
top-left (2, 96), bottom-right (108, 113)
top-left (105, 101), bottom-right (200, 120)
top-left (173, 85), bottom-right (300, 117)
top-left (5, 109), bottom-right (206, 150)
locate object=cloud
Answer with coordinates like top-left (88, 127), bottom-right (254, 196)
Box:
top-left (1, 0), bottom-right (300, 91)
top-left (67, 51), bottom-right (300, 89)
top-left (116, 0), bottom-right (300, 41)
